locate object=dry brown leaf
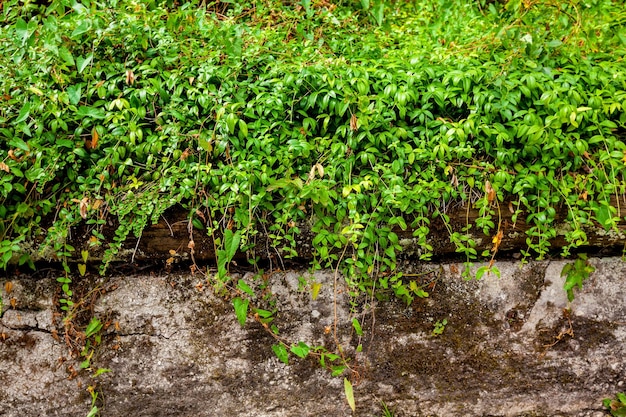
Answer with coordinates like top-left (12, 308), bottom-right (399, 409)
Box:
top-left (89, 128), bottom-right (99, 149)
top-left (492, 230), bottom-right (504, 252)
top-left (315, 163), bottom-right (324, 178)
top-left (92, 199), bottom-right (103, 210)
top-left (350, 113), bottom-right (358, 131)
top-left (195, 210), bottom-right (206, 222)
top-left (79, 197), bottom-right (89, 219)
top-left (308, 165), bottom-right (316, 182)
top-left (125, 69), bottom-right (135, 85)
top-left (450, 173), bottom-right (458, 188)
top-left (4, 281), bottom-right (13, 294)
top-left (0, 162), bottom-right (9, 172)
top-left (485, 180), bottom-right (496, 203)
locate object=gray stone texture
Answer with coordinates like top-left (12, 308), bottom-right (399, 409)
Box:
top-left (1, 257), bottom-right (625, 416)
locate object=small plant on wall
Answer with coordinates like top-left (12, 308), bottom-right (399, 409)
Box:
top-left (604, 392), bottom-right (626, 417)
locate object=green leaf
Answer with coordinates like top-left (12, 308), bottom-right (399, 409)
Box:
top-left (223, 229), bottom-right (241, 263)
top-left (78, 264), bottom-right (87, 276)
top-left (344, 377), bottom-right (356, 412)
top-left (352, 318), bottom-right (363, 336)
top-left (198, 134), bottom-right (212, 152)
top-left (77, 106), bottom-right (105, 119)
top-left (67, 85), bottom-right (82, 105)
top-left (370, 1), bottom-right (385, 26)
top-left (253, 308), bottom-right (273, 319)
top-left (491, 266), bottom-right (501, 279)
top-left (562, 255), bottom-right (594, 302)
top-left (74, 148), bottom-right (89, 158)
top-left (290, 342), bottom-right (310, 358)
top-left (57, 139), bottom-right (74, 148)
top-left (272, 344), bottom-right (289, 364)
top-left (226, 113), bottom-right (238, 135)
top-left (71, 20), bottom-right (92, 38)
top-left (15, 102), bottom-right (30, 124)
top-left (331, 365), bottom-right (346, 377)
top-left (85, 318), bottom-right (102, 338)
top-left (93, 368), bottom-right (111, 377)
top-left (77, 54), bottom-right (93, 74)
top-left (476, 266), bottom-right (489, 280)
top-left (217, 250), bottom-right (228, 280)
top-left (414, 287), bottom-right (429, 298)
top-left (232, 297), bottom-right (249, 327)
top-left (10, 137), bottom-right (30, 152)
top-left (594, 203), bottom-right (614, 231)
top-left (15, 18), bottom-right (32, 45)
top-left (237, 279), bottom-right (254, 297)
top-left (59, 47), bottom-right (75, 66)
top-left (238, 119), bottom-right (248, 138)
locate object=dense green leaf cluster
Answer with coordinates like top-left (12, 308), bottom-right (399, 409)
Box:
top-left (0, 0), bottom-right (625, 285)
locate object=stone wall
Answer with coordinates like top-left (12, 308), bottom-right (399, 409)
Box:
top-left (1, 258), bottom-right (625, 416)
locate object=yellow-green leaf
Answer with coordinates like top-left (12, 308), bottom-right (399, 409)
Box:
top-left (311, 282), bottom-right (322, 300)
top-left (344, 377), bottom-right (355, 412)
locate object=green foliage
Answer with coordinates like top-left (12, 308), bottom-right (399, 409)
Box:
top-left (561, 254), bottom-right (595, 302)
top-left (476, 265), bottom-right (501, 280)
top-left (380, 401), bottom-right (395, 417)
top-left (1, 0), bottom-right (625, 279)
top-left (272, 344), bottom-right (289, 365)
top-left (232, 297), bottom-right (249, 327)
top-left (432, 319), bottom-right (448, 336)
top-left (80, 317), bottom-right (104, 369)
top-left (0, 2), bottom-right (625, 410)
top-left (604, 392), bottom-right (626, 417)
top-left (217, 230), bottom-right (241, 281)
top-left (57, 276), bottom-right (74, 312)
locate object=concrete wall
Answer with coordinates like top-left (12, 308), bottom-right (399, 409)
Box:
top-left (1, 257), bottom-right (625, 416)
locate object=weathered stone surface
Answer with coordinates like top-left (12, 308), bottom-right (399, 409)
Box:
top-left (1, 258), bottom-right (625, 416)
